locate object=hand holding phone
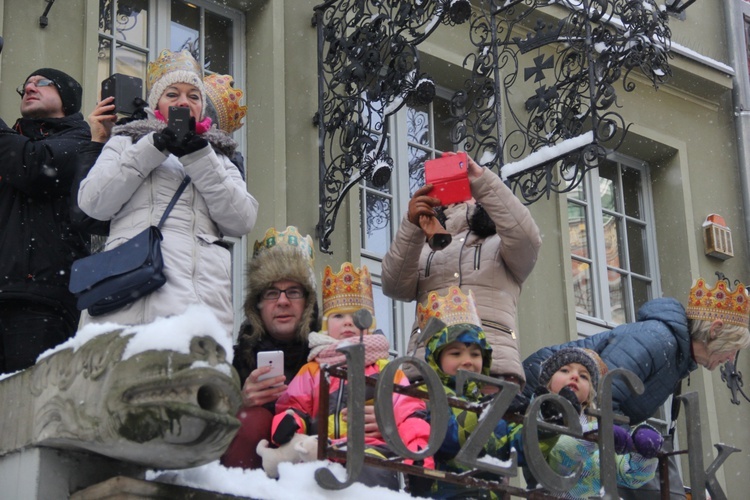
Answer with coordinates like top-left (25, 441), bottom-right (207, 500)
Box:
top-left (168, 106), bottom-right (193, 144)
top-left (424, 152), bottom-right (471, 206)
top-left (100, 74), bottom-right (144, 116)
top-left (257, 350), bottom-right (284, 387)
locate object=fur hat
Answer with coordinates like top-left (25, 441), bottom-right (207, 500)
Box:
top-left (242, 226), bottom-right (318, 343)
top-left (25, 68), bottom-right (82, 115)
top-left (204, 74), bottom-right (247, 133)
top-left (539, 347), bottom-right (601, 391)
top-left (146, 49), bottom-right (206, 111)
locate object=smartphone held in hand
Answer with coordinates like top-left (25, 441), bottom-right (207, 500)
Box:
top-left (257, 350), bottom-right (284, 386)
top-left (168, 106), bottom-right (192, 143)
top-left (424, 152), bottom-right (471, 206)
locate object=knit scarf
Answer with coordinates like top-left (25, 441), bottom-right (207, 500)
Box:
top-left (308, 331), bottom-right (390, 366)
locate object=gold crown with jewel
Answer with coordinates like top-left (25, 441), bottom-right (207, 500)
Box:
top-left (253, 226), bottom-right (314, 263)
top-left (687, 277), bottom-right (749, 328)
top-left (322, 263), bottom-right (374, 317)
top-left (417, 286), bottom-right (481, 331)
top-left (204, 74), bottom-right (247, 133)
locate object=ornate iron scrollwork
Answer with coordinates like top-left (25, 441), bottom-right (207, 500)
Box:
top-left (313, 0), bottom-right (455, 253)
top-left (314, 0), bottom-right (673, 253)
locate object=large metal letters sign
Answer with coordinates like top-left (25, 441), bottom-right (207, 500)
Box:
top-left (314, 347), bottom-right (740, 499)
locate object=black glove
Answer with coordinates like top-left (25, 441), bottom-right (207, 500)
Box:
top-left (272, 412), bottom-right (300, 446)
top-left (507, 392), bottom-right (531, 416)
top-left (179, 131), bottom-right (209, 156)
top-left (152, 128), bottom-right (177, 152)
top-left (536, 386), bottom-right (581, 425)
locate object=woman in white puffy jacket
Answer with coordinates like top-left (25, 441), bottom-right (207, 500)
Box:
top-left (78, 49), bottom-right (258, 335)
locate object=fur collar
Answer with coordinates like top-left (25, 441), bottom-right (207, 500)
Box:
top-left (112, 118), bottom-right (237, 158)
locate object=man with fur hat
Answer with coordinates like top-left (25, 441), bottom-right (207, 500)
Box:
top-left (222, 226), bottom-right (320, 469)
top-left (0, 68), bottom-right (93, 374)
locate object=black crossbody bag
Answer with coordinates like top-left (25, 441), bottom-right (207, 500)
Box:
top-left (69, 176), bottom-right (191, 316)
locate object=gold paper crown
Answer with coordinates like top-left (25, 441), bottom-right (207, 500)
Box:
top-left (687, 278), bottom-right (749, 328)
top-left (417, 286), bottom-right (481, 331)
top-left (253, 226), bottom-right (314, 263)
top-left (322, 263), bottom-right (374, 316)
top-left (204, 74), bottom-right (247, 133)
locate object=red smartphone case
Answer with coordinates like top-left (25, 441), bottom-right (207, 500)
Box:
top-left (424, 152), bottom-right (471, 206)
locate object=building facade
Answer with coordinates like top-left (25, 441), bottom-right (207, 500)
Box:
top-left (1, 0), bottom-right (749, 496)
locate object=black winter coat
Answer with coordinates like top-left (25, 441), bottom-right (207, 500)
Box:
top-left (0, 113), bottom-right (95, 315)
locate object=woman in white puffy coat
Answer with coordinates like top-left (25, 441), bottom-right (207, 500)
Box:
top-left (78, 49), bottom-right (258, 335)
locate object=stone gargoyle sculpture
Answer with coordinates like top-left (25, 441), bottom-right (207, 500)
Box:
top-left (0, 318), bottom-right (241, 469)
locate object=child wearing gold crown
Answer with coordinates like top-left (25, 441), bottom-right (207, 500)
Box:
top-left (79, 49), bottom-right (258, 335)
top-left (269, 263), bottom-right (431, 489)
top-left (413, 286), bottom-right (560, 499)
top-left (523, 278), bottom-right (750, 497)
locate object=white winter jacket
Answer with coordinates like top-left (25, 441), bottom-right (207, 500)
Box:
top-left (78, 120), bottom-right (258, 335)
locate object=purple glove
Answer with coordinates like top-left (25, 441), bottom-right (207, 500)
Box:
top-left (632, 425), bottom-right (664, 459)
top-left (613, 425), bottom-right (634, 454)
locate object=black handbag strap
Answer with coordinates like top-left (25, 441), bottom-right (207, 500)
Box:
top-left (157, 175), bottom-right (191, 229)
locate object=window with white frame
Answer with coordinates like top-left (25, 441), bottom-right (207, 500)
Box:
top-left (97, 0), bottom-right (247, 335)
top-left (359, 89), bottom-right (456, 354)
top-left (568, 154), bottom-right (660, 336)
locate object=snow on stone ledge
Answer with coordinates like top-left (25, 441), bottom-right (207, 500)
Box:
top-left (35, 304), bottom-right (234, 366)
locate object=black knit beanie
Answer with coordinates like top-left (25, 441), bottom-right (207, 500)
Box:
top-left (538, 347), bottom-right (600, 390)
top-left (26, 68), bottom-right (82, 115)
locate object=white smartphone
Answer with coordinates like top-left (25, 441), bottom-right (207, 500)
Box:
top-left (257, 350), bottom-right (284, 385)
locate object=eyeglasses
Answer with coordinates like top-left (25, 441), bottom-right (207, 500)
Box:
top-left (17, 79), bottom-right (56, 97)
top-left (260, 287), bottom-right (306, 301)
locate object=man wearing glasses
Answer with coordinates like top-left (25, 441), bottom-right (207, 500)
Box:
top-left (223, 226), bottom-right (320, 470)
top-left (0, 68), bottom-right (93, 374)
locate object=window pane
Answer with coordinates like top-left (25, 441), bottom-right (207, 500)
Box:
top-left (745, 17), bottom-right (750, 81)
top-left (115, 43), bottom-right (148, 82)
top-left (407, 106), bottom-right (430, 146)
top-left (372, 283), bottom-right (394, 347)
top-left (603, 213), bottom-right (623, 271)
top-left (97, 38), bottom-right (112, 88)
top-left (171, 0), bottom-right (200, 58)
top-left (408, 146), bottom-right (428, 196)
top-left (433, 96), bottom-right (453, 153)
top-left (100, 2), bottom-right (112, 36)
top-left (622, 166), bottom-right (643, 219)
top-left (115, 0), bottom-right (149, 46)
top-left (626, 219), bottom-right (647, 275)
top-left (632, 276), bottom-right (651, 315)
top-left (568, 179), bottom-right (586, 202)
top-left (608, 270), bottom-right (627, 325)
top-left (568, 202), bottom-right (589, 259)
top-left (572, 258), bottom-right (594, 316)
top-left (599, 174), bottom-right (616, 212)
top-left (205, 11), bottom-right (233, 74)
top-left (361, 191), bottom-right (391, 254)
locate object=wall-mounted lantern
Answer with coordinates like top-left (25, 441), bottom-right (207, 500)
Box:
top-left (703, 214), bottom-right (734, 260)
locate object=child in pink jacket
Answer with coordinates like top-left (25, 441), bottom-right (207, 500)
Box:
top-left (271, 263), bottom-right (431, 489)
